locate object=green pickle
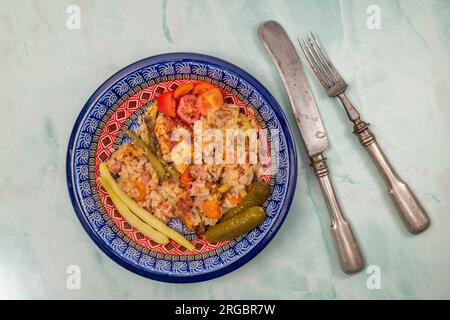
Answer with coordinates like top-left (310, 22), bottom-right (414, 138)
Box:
top-left (205, 206), bottom-right (266, 243)
top-left (221, 181), bottom-right (270, 222)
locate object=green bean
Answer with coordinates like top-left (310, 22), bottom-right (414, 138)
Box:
top-left (123, 128), bottom-right (167, 180)
top-left (157, 154), bottom-right (181, 179)
top-left (100, 163), bottom-right (195, 251)
top-left (99, 177), bottom-right (169, 245)
top-left (123, 128), bottom-right (181, 180)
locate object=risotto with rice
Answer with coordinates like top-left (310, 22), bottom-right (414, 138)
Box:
top-left (104, 81), bottom-right (266, 239)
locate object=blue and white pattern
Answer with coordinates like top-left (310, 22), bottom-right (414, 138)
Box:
top-left (102, 91), bottom-right (118, 107)
top-left (172, 261), bottom-right (188, 274)
top-left (167, 219), bottom-right (195, 237)
top-left (232, 239), bottom-right (251, 255)
top-left (92, 103), bottom-right (108, 118)
top-left (207, 66), bottom-right (223, 80)
top-left (98, 225), bottom-right (116, 243)
top-left (77, 133), bottom-right (92, 149)
top-left (125, 72), bottom-right (144, 87)
top-left (175, 62), bottom-right (191, 74)
top-left (75, 164), bottom-right (89, 181)
top-left (75, 149), bottom-right (89, 165)
top-left (138, 254), bottom-right (156, 268)
top-left (112, 80), bottom-right (130, 96)
top-left (188, 260), bottom-right (205, 273)
top-left (83, 118), bottom-right (99, 134)
top-left (87, 211), bottom-right (104, 230)
top-left (192, 63), bottom-right (207, 76)
top-left (67, 53), bottom-right (297, 283)
top-left (123, 247), bottom-right (141, 263)
top-left (203, 255), bottom-right (221, 270)
top-left (142, 67), bottom-right (159, 81)
top-left (223, 74), bottom-right (239, 88)
top-left (111, 237), bottom-right (128, 254)
top-left (219, 248), bottom-right (237, 264)
top-left (237, 82), bottom-right (252, 98)
top-left (158, 63), bottom-right (175, 76)
top-left (155, 260), bottom-right (172, 273)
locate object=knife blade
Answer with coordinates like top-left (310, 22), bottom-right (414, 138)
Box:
top-left (259, 20), bottom-right (364, 274)
top-left (258, 20), bottom-right (328, 157)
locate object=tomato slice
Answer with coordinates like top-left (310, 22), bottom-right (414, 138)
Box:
top-left (177, 94), bottom-right (200, 124)
top-left (192, 81), bottom-right (215, 95)
top-left (197, 88), bottom-right (224, 115)
top-left (157, 91), bottom-right (177, 118)
top-left (174, 83), bottom-right (194, 100)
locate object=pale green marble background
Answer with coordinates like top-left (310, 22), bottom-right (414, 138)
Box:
top-left (1, 0), bottom-right (449, 299)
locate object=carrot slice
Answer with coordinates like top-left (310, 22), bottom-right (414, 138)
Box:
top-left (174, 83), bottom-right (194, 100)
top-left (192, 81), bottom-right (215, 95)
top-left (228, 195), bottom-right (243, 205)
top-left (202, 200), bottom-right (221, 219)
top-left (133, 181), bottom-right (147, 201)
top-left (179, 168), bottom-right (193, 188)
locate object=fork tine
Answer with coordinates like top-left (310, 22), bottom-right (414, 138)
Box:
top-left (303, 36), bottom-right (333, 88)
top-left (309, 32), bottom-right (342, 84)
top-left (298, 37), bottom-right (333, 89)
top-left (304, 34), bottom-right (337, 86)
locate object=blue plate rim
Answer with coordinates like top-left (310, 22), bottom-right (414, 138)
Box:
top-left (66, 52), bottom-right (298, 283)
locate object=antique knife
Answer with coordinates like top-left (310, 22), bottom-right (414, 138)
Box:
top-left (259, 20), bottom-right (364, 274)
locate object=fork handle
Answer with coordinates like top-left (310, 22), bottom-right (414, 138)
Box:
top-left (311, 154), bottom-right (364, 274)
top-left (340, 95), bottom-right (431, 234)
top-left (365, 141), bottom-right (430, 233)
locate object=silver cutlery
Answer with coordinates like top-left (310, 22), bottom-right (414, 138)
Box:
top-left (259, 21), bottom-right (364, 274)
top-left (299, 33), bottom-right (430, 234)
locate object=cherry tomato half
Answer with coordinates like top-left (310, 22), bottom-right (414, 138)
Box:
top-left (157, 91), bottom-right (177, 118)
top-left (197, 88), bottom-right (224, 115)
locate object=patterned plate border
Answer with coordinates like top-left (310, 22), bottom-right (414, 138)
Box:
top-left (66, 53), bottom-right (298, 283)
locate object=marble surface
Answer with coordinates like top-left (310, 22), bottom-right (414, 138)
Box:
top-left (1, 0), bottom-right (449, 299)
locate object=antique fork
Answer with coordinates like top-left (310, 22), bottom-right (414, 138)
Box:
top-left (299, 33), bottom-right (430, 234)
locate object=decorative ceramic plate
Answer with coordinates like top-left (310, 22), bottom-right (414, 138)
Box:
top-left (66, 53), bottom-right (297, 283)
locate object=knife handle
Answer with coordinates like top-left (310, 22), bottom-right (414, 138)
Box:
top-left (311, 154), bottom-right (364, 274)
top-left (352, 119), bottom-right (430, 234)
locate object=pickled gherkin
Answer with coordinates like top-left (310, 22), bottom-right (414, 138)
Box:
top-left (221, 181), bottom-right (270, 222)
top-left (205, 206), bottom-right (266, 243)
